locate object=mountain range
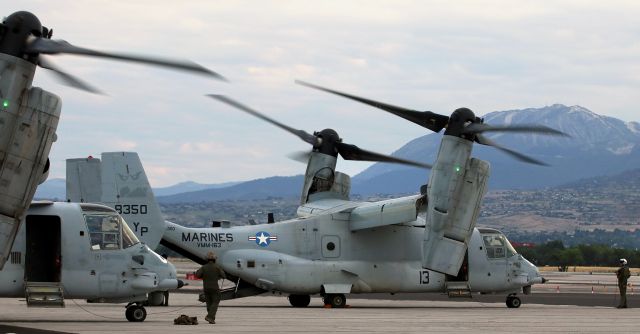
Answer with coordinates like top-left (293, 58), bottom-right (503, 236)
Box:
top-left (351, 104), bottom-right (640, 193)
top-left (36, 104), bottom-right (640, 203)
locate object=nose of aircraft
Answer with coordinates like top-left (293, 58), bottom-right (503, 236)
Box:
top-left (522, 257), bottom-right (546, 284)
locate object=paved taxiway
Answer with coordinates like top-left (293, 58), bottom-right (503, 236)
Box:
top-left (2, 267), bottom-right (638, 333)
top-left (0, 291), bottom-right (637, 334)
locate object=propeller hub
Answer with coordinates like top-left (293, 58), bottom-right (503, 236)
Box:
top-left (314, 128), bottom-right (341, 157)
top-left (444, 107), bottom-right (478, 140)
top-left (0, 11), bottom-right (43, 61)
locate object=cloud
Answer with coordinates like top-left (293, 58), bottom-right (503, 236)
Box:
top-left (8, 1), bottom-right (640, 187)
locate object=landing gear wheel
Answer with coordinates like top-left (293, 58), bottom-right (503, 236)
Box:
top-left (506, 296), bottom-right (521, 308)
top-left (288, 294), bottom-right (311, 307)
top-left (125, 305), bottom-right (147, 322)
top-left (323, 294), bottom-right (346, 308)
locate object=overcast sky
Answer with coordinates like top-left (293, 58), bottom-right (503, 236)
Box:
top-left (6, 1), bottom-right (640, 186)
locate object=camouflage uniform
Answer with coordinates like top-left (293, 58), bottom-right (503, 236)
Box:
top-left (616, 263), bottom-right (631, 308)
top-left (195, 259), bottom-right (226, 323)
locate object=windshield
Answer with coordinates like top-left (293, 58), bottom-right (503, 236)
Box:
top-left (84, 212), bottom-right (140, 250)
top-left (482, 233), bottom-right (517, 258)
top-left (121, 217), bottom-right (141, 249)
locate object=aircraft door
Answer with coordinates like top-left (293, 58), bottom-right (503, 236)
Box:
top-left (25, 215), bottom-right (61, 282)
top-left (321, 235), bottom-right (340, 258)
top-left (480, 233), bottom-right (510, 288)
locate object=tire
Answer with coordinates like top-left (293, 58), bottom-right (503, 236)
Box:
top-left (125, 307), bottom-right (133, 322)
top-left (288, 294), bottom-right (311, 307)
top-left (506, 296), bottom-right (521, 308)
top-left (126, 305), bottom-right (147, 322)
top-left (326, 294), bottom-right (346, 308)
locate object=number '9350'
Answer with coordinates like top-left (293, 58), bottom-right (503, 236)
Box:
top-left (114, 204), bottom-right (148, 215)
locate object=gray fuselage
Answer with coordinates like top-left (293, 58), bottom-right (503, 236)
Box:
top-left (0, 202), bottom-right (180, 302)
top-left (163, 212), bottom-right (542, 296)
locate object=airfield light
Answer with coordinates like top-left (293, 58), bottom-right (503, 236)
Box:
top-left (2, 100), bottom-right (8, 108)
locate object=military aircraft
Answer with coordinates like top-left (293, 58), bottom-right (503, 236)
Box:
top-left (209, 84), bottom-right (566, 277)
top-left (0, 10), bottom-right (224, 270)
top-left (67, 135), bottom-right (548, 310)
top-left (203, 89), bottom-right (564, 307)
top-left (0, 200), bottom-right (183, 322)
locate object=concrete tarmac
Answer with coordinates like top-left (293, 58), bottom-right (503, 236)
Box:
top-left (2, 267), bottom-right (637, 333)
top-left (0, 292), bottom-right (637, 334)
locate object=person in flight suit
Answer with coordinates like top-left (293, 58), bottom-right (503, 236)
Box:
top-left (616, 258), bottom-right (631, 308)
top-left (195, 251), bottom-right (226, 323)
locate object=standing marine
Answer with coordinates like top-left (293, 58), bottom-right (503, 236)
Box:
top-left (616, 258), bottom-right (631, 308)
top-left (195, 251), bottom-right (226, 323)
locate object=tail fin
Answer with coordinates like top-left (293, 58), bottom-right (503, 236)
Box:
top-left (65, 152), bottom-right (165, 249)
top-left (66, 156), bottom-right (102, 203)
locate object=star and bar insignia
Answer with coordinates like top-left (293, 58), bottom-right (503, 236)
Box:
top-left (248, 231), bottom-right (278, 247)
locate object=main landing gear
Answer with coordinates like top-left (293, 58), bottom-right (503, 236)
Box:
top-left (323, 293), bottom-right (346, 308)
top-left (125, 302), bottom-right (147, 322)
top-left (287, 293), bottom-right (347, 308)
top-left (288, 294), bottom-right (311, 307)
top-left (506, 294), bottom-right (521, 308)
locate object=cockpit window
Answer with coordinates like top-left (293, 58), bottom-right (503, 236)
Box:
top-left (122, 219), bottom-right (140, 249)
top-left (84, 212), bottom-right (140, 250)
top-left (482, 233), bottom-right (517, 258)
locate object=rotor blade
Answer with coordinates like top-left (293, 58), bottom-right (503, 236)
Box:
top-left (37, 56), bottom-right (104, 94)
top-left (475, 134), bottom-right (549, 166)
top-left (335, 142), bottom-right (432, 169)
top-left (296, 80), bottom-right (449, 133)
top-left (286, 150), bottom-right (311, 164)
top-left (207, 95), bottom-right (319, 146)
top-left (464, 123), bottom-right (568, 136)
top-left (26, 38), bottom-right (227, 81)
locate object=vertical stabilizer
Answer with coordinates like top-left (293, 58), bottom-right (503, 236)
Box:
top-left (66, 152), bottom-right (165, 249)
top-left (100, 152), bottom-right (165, 249)
top-left (66, 157), bottom-right (102, 203)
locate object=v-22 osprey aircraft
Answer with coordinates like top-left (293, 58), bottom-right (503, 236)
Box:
top-left (0, 200), bottom-right (183, 322)
top-left (205, 85), bottom-right (561, 308)
top-left (67, 134), bottom-right (549, 310)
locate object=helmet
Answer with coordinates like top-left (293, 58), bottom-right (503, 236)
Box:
top-left (620, 258), bottom-right (627, 265)
top-left (207, 251), bottom-right (216, 260)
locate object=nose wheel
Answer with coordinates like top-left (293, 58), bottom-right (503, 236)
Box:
top-left (506, 295), bottom-right (521, 308)
top-left (125, 303), bottom-right (147, 322)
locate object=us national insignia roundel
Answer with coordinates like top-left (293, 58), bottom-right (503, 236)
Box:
top-left (248, 231), bottom-right (278, 247)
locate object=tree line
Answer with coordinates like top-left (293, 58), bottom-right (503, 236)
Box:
top-left (515, 240), bottom-right (640, 269)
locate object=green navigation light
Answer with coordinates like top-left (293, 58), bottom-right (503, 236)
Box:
top-left (2, 100), bottom-right (8, 108)
top-left (454, 165), bottom-right (461, 173)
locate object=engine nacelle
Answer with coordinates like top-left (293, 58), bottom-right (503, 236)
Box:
top-left (300, 152), bottom-right (338, 204)
top-left (422, 135), bottom-right (490, 275)
top-left (0, 53), bottom-right (61, 269)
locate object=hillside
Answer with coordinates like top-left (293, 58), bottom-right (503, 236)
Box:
top-left (353, 104), bottom-right (640, 193)
top-left (41, 104), bottom-right (640, 203)
top-left (478, 168), bottom-right (640, 234)
top-left (156, 175), bottom-right (303, 203)
top-left (157, 168), bottom-right (640, 240)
